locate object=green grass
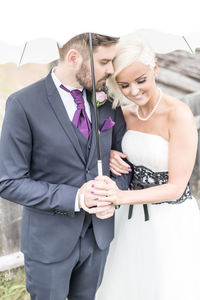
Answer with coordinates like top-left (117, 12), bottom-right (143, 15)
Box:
top-left (0, 267), bottom-right (68, 300)
top-left (0, 267), bottom-right (30, 300)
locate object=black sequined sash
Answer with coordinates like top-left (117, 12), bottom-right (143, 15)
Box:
top-left (128, 164), bottom-right (192, 221)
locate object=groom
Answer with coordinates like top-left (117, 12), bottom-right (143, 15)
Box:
top-left (0, 33), bottom-right (129, 300)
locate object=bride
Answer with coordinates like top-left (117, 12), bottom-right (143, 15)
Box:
top-left (94, 36), bottom-right (200, 299)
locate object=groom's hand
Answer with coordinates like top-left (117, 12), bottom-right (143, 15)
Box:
top-left (95, 203), bottom-right (115, 219)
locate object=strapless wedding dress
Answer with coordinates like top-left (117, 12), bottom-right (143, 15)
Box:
top-left (96, 130), bottom-right (200, 300)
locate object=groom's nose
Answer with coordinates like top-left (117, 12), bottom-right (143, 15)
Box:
top-left (105, 61), bottom-right (114, 75)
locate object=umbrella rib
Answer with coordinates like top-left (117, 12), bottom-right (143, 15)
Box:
top-left (182, 36), bottom-right (194, 54)
top-left (18, 42), bottom-right (28, 67)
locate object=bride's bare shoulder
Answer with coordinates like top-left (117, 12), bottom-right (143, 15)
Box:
top-left (164, 94), bottom-right (194, 123)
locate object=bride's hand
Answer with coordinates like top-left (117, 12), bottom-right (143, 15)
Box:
top-left (110, 150), bottom-right (131, 176)
top-left (90, 176), bottom-right (123, 207)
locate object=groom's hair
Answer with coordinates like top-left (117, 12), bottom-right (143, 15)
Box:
top-left (58, 33), bottom-right (119, 61)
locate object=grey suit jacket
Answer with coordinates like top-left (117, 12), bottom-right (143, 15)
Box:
top-left (0, 72), bottom-right (130, 263)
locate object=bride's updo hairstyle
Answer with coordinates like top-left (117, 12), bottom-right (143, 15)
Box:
top-left (107, 35), bottom-right (156, 108)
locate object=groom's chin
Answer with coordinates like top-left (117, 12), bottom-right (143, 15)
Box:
top-left (85, 80), bottom-right (107, 92)
top-left (95, 83), bottom-right (107, 93)
top-left (87, 86), bottom-right (106, 93)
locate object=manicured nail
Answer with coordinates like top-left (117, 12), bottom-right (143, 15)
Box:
top-left (95, 197), bottom-right (99, 200)
top-left (91, 191), bottom-right (94, 194)
top-left (92, 184), bottom-right (95, 188)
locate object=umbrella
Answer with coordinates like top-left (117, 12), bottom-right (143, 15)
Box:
top-left (132, 29), bottom-right (197, 54)
top-left (0, 39), bottom-right (59, 66)
top-left (1, 29), bottom-right (200, 67)
top-left (1, 0), bottom-right (200, 45)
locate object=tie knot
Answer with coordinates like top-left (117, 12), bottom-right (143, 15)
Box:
top-left (60, 84), bottom-right (84, 109)
top-left (70, 89), bottom-right (84, 108)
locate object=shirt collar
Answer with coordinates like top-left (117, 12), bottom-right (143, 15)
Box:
top-left (51, 67), bottom-right (83, 92)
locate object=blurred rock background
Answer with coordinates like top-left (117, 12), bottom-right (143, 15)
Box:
top-left (0, 63), bottom-right (49, 259)
top-left (157, 50), bottom-right (200, 201)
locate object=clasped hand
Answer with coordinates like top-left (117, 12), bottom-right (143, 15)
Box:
top-left (79, 177), bottom-right (121, 219)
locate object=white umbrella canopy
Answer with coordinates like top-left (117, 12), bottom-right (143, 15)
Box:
top-left (1, 29), bottom-right (200, 66)
top-left (0, 0), bottom-right (200, 43)
top-left (0, 42), bottom-right (26, 65)
top-left (183, 32), bottom-right (200, 53)
top-left (132, 29), bottom-right (198, 54)
top-left (0, 39), bottom-right (59, 65)
top-left (0, 0), bottom-right (200, 65)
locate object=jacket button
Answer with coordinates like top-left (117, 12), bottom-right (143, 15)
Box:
top-left (86, 169), bottom-right (90, 173)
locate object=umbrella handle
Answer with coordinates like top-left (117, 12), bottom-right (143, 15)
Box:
top-left (97, 160), bottom-right (103, 176)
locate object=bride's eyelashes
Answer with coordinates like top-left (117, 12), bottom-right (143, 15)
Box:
top-left (118, 78), bottom-right (147, 89)
top-left (137, 78), bottom-right (146, 84)
top-left (120, 84), bottom-right (129, 89)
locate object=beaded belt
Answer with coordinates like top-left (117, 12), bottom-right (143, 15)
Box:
top-left (128, 164), bottom-right (192, 221)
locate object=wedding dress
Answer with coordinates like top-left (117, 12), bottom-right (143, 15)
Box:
top-left (96, 130), bottom-right (200, 300)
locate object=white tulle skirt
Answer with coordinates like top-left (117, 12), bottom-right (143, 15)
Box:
top-left (96, 198), bottom-right (200, 300)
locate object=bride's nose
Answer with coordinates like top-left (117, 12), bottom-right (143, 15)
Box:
top-left (130, 84), bottom-right (139, 96)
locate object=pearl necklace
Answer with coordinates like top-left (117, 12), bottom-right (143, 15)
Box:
top-left (136, 88), bottom-right (162, 121)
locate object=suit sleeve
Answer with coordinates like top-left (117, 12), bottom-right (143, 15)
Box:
top-left (111, 106), bottom-right (132, 190)
top-left (0, 96), bottom-right (77, 215)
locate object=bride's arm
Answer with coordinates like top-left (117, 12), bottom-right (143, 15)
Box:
top-left (110, 105), bottom-right (132, 176)
top-left (91, 104), bottom-right (198, 206)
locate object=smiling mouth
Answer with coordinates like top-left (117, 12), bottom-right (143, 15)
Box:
top-left (133, 93), bottom-right (144, 100)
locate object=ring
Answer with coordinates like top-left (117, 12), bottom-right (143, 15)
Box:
top-left (80, 194), bottom-right (91, 213)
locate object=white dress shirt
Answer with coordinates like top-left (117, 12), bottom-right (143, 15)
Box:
top-left (51, 68), bottom-right (91, 122)
top-left (51, 68), bottom-right (91, 212)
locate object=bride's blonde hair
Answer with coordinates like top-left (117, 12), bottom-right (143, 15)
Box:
top-left (108, 35), bottom-right (156, 108)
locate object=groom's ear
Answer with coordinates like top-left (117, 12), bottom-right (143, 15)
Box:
top-left (65, 49), bottom-right (82, 67)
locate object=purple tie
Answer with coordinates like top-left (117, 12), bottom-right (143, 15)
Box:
top-left (60, 84), bottom-right (91, 140)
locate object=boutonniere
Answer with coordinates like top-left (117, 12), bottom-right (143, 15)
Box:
top-left (92, 91), bottom-right (107, 108)
top-left (101, 117), bottom-right (115, 132)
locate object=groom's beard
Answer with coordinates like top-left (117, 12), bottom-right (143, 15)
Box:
top-left (76, 61), bottom-right (109, 92)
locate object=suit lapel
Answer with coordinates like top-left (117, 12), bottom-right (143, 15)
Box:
top-left (45, 73), bottom-right (86, 164)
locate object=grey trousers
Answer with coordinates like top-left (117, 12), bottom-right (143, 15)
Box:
top-left (24, 226), bottom-right (109, 300)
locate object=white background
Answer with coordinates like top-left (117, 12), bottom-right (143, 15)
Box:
top-left (0, 0), bottom-right (199, 45)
